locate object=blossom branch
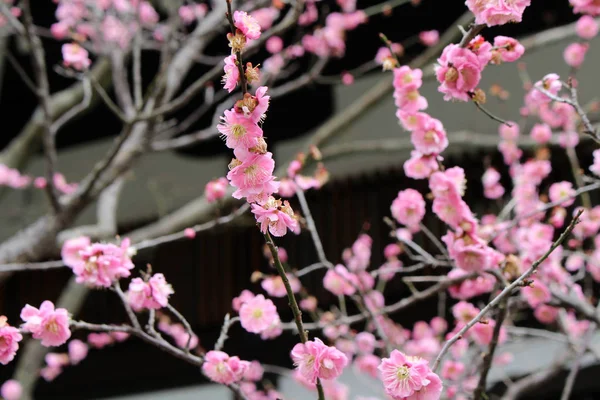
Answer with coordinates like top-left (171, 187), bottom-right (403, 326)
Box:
top-left (432, 209), bottom-right (583, 372)
top-left (214, 314), bottom-right (240, 351)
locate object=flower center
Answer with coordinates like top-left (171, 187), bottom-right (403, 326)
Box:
top-left (424, 130), bottom-right (437, 143)
top-left (445, 67), bottom-right (459, 83)
top-left (252, 309), bottom-right (263, 319)
top-left (231, 124), bottom-right (246, 139)
top-left (396, 365), bottom-right (410, 380)
top-left (45, 318), bottom-right (59, 334)
top-left (406, 90), bottom-right (419, 101)
top-left (403, 74), bottom-right (413, 84)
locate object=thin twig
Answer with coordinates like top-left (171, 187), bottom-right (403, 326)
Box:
top-left (166, 303), bottom-right (196, 352)
top-left (112, 282), bottom-right (142, 330)
top-left (214, 314), bottom-right (240, 351)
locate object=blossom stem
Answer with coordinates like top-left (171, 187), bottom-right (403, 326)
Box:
top-left (263, 231), bottom-right (326, 400)
top-left (432, 209), bottom-right (583, 372)
top-left (113, 282), bottom-right (142, 330)
top-left (166, 303), bottom-right (195, 352)
top-left (473, 298), bottom-right (508, 400)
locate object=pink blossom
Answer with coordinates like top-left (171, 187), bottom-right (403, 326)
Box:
top-left (68, 339), bottom-right (88, 365)
top-left (534, 304), bottom-right (559, 324)
top-left (218, 109), bottom-right (263, 150)
top-left (430, 317), bottom-right (447, 335)
top-left (251, 8), bottom-right (279, 30)
top-left (394, 85), bottom-right (429, 114)
top-left (493, 36), bottom-right (525, 62)
top-left (205, 177), bottom-right (229, 203)
top-left (40, 366), bottom-right (62, 382)
top-left (290, 338), bottom-right (348, 384)
top-left (482, 168), bottom-right (504, 199)
top-left (570, 0), bottom-right (600, 16)
top-left (87, 332), bottom-right (113, 349)
top-left (337, 0), bottom-right (356, 12)
top-left (530, 73), bottom-right (562, 105)
top-left (233, 11), bottom-right (261, 40)
top-left (266, 36), bottom-right (284, 54)
top-left (410, 117), bottom-right (449, 155)
top-left (522, 281), bottom-right (551, 308)
top-left (590, 149), bottom-right (600, 176)
top-left (1, 380), bottom-right (22, 400)
top-left (261, 274), bottom-right (301, 297)
top-left (396, 111), bottom-right (430, 132)
top-left (111, 331), bottom-right (130, 342)
top-left (244, 360), bottom-right (264, 381)
top-left (355, 332), bottom-right (377, 354)
top-left (127, 274), bottom-right (174, 311)
top-left (564, 42), bottom-right (589, 68)
top-left (260, 318), bottom-right (283, 340)
top-left (0, 317), bottom-right (22, 365)
top-left (466, 0), bottom-right (531, 27)
top-left (62, 43), bottom-right (91, 70)
top-left (378, 350), bottom-right (439, 399)
top-left (467, 36), bottom-right (493, 66)
top-left (355, 354), bottom-right (380, 378)
top-left (471, 320), bottom-right (507, 346)
top-left (530, 123), bottom-right (552, 144)
top-left (61, 236), bottom-right (91, 269)
top-left (391, 189), bottom-right (426, 230)
top-left (435, 44), bottom-right (483, 101)
top-left (278, 178), bottom-right (297, 197)
top-left (576, 15), bottom-right (599, 39)
top-left (64, 238), bottom-right (134, 288)
top-left (45, 352), bottom-right (69, 368)
top-left (558, 131), bottom-right (580, 148)
top-left (239, 294), bottom-right (280, 334)
top-left (300, 296), bottom-right (318, 312)
top-left (20, 301), bottom-right (71, 347)
top-left (51, 21), bottom-right (70, 39)
top-left (223, 55), bottom-right (240, 93)
top-left (419, 30), bottom-right (439, 46)
top-left (441, 360), bottom-right (465, 381)
top-left (404, 151), bottom-right (440, 180)
top-left (549, 181), bottom-right (576, 207)
top-left (227, 152), bottom-right (279, 203)
top-left (232, 290), bottom-right (255, 312)
top-left (202, 350), bottom-right (249, 384)
top-left (394, 66), bottom-right (423, 89)
top-left (184, 228), bottom-right (196, 238)
top-left (251, 196), bottom-right (299, 237)
top-left (499, 122), bottom-right (520, 140)
top-left (322, 380), bottom-right (349, 400)
top-left (452, 301), bottom-right (480, 323)
top-left (341, 72), bottom-right (354, 86)
top-left (102, 15), bottom-right (131, 49)
top-left (323, 265), bottom-right (357, 296)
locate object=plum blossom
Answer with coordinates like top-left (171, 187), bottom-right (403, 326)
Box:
top-left (239, 294), bottom-right (280, 334)
top-left (68, 339), bottom-right (88, 365)
top-left (0, 317), bottom-right (22, 365)
top-left (218, 109), bottom-right (263, 150)
top-left (20, 301), bottom-right (71, 347)
top-left (233, 11), bottom-right (261, 40)
top-left (291, 338), bottom-right (348, 384)
top-left (466, 0), bottom-right (532, 26)
top-left (493, 36), bottom-right (525, 63)
top-left (576, 15), bottom-right (599, 39)
top-left (251, 196), bottom-right (300, 237)
top-left (391, 189), bottom-right (426, 230)
top-left (564, 42), bottom-right (589, 68)
top-left (570, 0), bottom-right (600, 16)
top-left (0, 380), bottom-right (22, 400)
top-left (62, 237), bottom-right (135, 288)
top-left (419, 30), bottom-right (439, 46)
top-left (549, 181), bottom-right (576, 207)
top-left (228, 152), bottom-right (279, 203)
top-left (222, 55), bottom-right (240, 92)
top-left (202, 350), bottom-right (249, 384)
top-left (410, 117), bottom-right (449, 155)
top-left (378, 350), bottom-right (442, 399)
top-left (435, 44), bottom-right (483, 101)
top-left (127, 274), bottom-right (174, 311)
top-left (323, 265), bottom-right (358, 296)
top-left (62, 43), bottom-right (91, 70)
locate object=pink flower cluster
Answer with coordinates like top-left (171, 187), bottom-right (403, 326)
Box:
top-left (20, 301), bottom-right (71, 347)
top-left (378, 350), bottom-right (442, 400)
top-left (61, 236), bottom-right (135, 288)
top-left (302, 12), bottom-right (367, 58)
top-left (466, 0), bottom-right (531, 26)
top-left (481, 168), bottom-right (504, 199)
top-left (51, 0), bottom-right (161, 51)
top-left (157, 315), bottom-right (200, 349)
top-left (0, 316), bottom-right (22, 365)
top-left (391, 189), bottom-right (426, 231)
top-left (127, 273), bottom-right (174, 311)
top-left (291, 338), bottom-right (349, 385)
top-left (570, 0), bottom-right (600, 15)
top-left (62, 43), bottom-right (91, 70)
top-left (202, 350), bottom-right (250, 385)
